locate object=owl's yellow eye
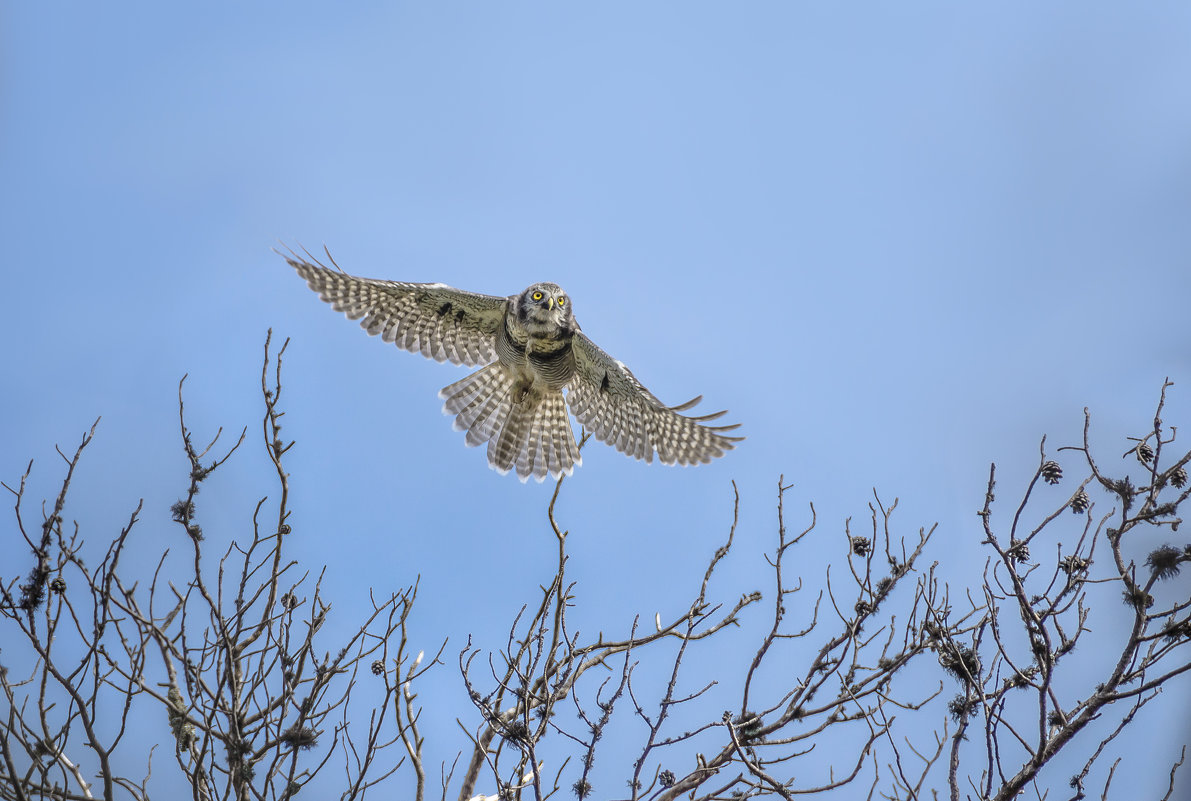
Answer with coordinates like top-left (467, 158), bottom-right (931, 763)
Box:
top-left (532, 291), bottom-right (543, 301)
top-left (557, 297), bottom-right (566, 307)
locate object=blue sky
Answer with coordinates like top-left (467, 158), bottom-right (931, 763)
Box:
top-left (3, 3), bottom-right (1190, 798)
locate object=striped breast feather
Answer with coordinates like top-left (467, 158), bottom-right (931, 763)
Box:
top-left (566, 332), bottom-right (743, 466)
top-left (283, 248), bottom-right (507, 367)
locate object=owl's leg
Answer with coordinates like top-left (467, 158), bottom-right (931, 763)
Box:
top-left (510, 376), bottom-right (533, 405)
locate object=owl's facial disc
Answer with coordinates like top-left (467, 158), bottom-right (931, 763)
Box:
top-left (519, 283), bottom-right (572, 334)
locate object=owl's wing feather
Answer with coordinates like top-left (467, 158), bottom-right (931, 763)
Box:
top-left (566, 332), bottom-right (743, 466)
top-left (285, 249), bottom-right (507, 366)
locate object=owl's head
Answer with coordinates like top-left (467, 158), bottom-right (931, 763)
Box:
top-left (515, 282), bottom-right (575, 337)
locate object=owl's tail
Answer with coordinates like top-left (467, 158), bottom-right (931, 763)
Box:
top-left (440, 365), bottom-right (581, 482)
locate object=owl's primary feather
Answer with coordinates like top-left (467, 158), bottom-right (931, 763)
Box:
top-left (286, 248), bottom-right (742, 481)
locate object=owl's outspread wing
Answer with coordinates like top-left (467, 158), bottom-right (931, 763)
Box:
top-left (287, 251), bottom-right (507, 367)
top-left (567, 332), bottom-right (743, 466)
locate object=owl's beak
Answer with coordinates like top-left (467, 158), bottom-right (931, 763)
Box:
top-left (547, 298), bottom-right (555, 309)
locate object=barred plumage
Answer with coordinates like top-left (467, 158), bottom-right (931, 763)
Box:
top-left (286, 248), bottom-right (742, 481)
top-left (292, 256), bottom-right (504, 366)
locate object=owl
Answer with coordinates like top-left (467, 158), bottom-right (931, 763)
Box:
top-left (286, 250), bottom-right (742, 481)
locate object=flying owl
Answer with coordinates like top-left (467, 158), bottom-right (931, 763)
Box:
top-left (286, 250), bottom-right (743, 481)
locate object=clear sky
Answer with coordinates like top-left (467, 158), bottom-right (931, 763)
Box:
top-left (2, 3), bottom-right (1190, 798)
